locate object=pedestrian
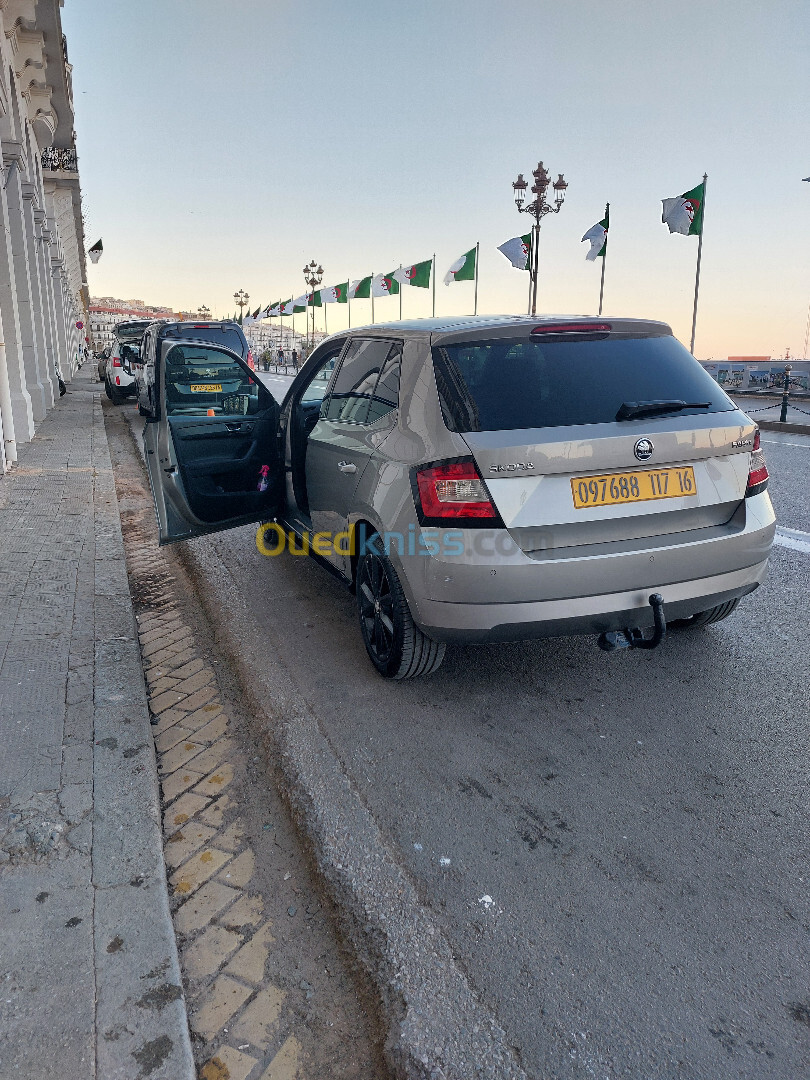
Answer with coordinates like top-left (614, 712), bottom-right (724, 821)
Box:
top-left (277, 347), bottom-right (284, 365)
top-left (291, 348), bottom-right (298, 368)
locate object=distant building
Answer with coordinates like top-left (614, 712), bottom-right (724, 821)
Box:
top-left (0, 0), bottom-right (90, 472)
top-left (701, 357), bottom-right (810, 393)
top-left (88, 298), bottom-right (179, 351)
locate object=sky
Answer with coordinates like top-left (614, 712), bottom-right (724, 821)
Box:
top-left (63, 0), bottom-right (810, 360)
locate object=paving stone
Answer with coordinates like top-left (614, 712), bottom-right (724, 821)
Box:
top-left (192, 976), bottom-right (253, 1041)
top-left (167, 658), bottom-right (206, 682)
top-left (164, 823), bottom-right (217, 869)
top-left (154, 722), bottom-right (194, 755)
top-left (200, 1046), bottom-right (258, 1080)
top-left (191, 762), bottom-right (235, 798)
top-left (214, 819), bottom-right (245, 852)
top-left (159, 739), bottom-right (206, 775)
top-left (259, 1035), bottom-right (302, 1080)
top-left (218, 893), bottom-right (264, 932)
top-left (149, 687), bottom-right (189, 715)
top-left (183, 924), bottom-right (244, 980)
top-left (171, 667), bottom-right (215, 697)
top-left (140, 618), bottom-right (184, 645)
top-left (141, 626), bottom-right (193, 658)
top-left (169, 847), bottom-right (232, 897)
top-left (174, 881), bottom-right (240, 935)
top-left (219, 849), bottom-right (255, 889)
top-left (158, 646), bottom-right (197, 671)
top-left (175, 684), bottom-right (219, 713)
top-left (151, 707), bottom-right (188, 735)
top-left (192, 714), bottom-right (230, 744)
top-left (161, 767), bottom-right (206, 804)
top-left (182, 704), bottom-right (224, 732)
top-left (163, 792), bottom-right (211, 835)
top-left (231, 985), bottom-right (286, 1049)
top-left (149, 675), bottom-right (181, 695)
top-left (198, 795), bottom-right (231, 830)
top-left (185, 740), bottom-right (233, 778)
top-left (224, 921), bottom-right (275, 984)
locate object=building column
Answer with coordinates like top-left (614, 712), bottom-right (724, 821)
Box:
top-left (4, 159), bottom-right (48, 421)
top-left (34, 207), bottom-right (60, 401)
top-left (50, 258), bottom-right (70, 384)
top-left (0, 300), bottom-right (17, 470)
top-left (0, 151), bottom-right (36, 442)
top-left (21, 184), bottom-right (54, 411)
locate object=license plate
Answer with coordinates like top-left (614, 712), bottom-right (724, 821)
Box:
top-left (571, 466), bottom-right (697, 509)
top-left (189, 383), bottom-right (222, 393)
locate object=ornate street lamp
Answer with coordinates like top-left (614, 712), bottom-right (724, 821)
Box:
top-left (233, 289), bottom-right (249, 323)
top-left (512, 160), bottom-right (568, 316)
top-left (302, 260), bottom-right (324, 354)
top-left (198, 304), bottom-right (211, 321)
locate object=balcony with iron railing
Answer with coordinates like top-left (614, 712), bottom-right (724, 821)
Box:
top-left (41, 146), bottom-right (78, 172)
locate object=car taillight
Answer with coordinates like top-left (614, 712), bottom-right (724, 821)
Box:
top-left (415, 460), bottom-right (498, 522)
top-left (745, 428), bottom-right (769, 497)
top-left (247, 350), bottom-right (255, 371)
top-left (112, 358), bottom-right (121, 367)
top-left (116, 375), bottom-right (120, 385)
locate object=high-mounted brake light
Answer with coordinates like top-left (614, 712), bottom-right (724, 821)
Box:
top-left (415, 460), bottom-right (498, 522)
top-left (745, 428), bottom-right (769, 497)
top-left (531, 322), bottom-right (611, 335)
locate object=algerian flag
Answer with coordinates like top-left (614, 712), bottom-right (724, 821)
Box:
top-left (392, 260), bottom-right (432, 289)
top-left (582, 207), bottom-right (609, 261)
top-left (662, 181), bottom-right (705, 236)
top-left (280, 299), bottom-right (293, 316)
top-left (293, 294), bottom-right (308, 312)
top-left (497, 234), bottom-right (532, 270)
top-left (372, 272), bottom-right (399, 297)
top-left (444, 247), bottom-right (476, 285)
top-left (308, 290), bottom-right (322, 308)
top-left (321, 283), bottom-right (348, 303)
top-left (349, 276), bottom-right (371, 299)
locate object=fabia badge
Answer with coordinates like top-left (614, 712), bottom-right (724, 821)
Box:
top-left (634, 437), bottom-right (654, 461)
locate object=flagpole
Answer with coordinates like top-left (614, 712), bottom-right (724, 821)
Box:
top-left (598, 203), bottom-right (609, 317)
top-left (474, 241), bottom-right (480, 316)
top-left (348, 277), bottom-right (351, 329)
top-left (690, 174), bottom-right (707, 354)
top-left (432, 254), bottom-right (436, 317)
top-left (371, 273), bottom-right (375, 324)
top-left (399, 265), bottom-right (403, 320)
top-left (324, 302), bottom-right (328, 336)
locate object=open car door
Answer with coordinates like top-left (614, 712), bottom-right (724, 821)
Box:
top-left (144, 339), bottom-right (282, 545)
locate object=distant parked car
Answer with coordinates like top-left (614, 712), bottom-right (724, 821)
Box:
top-left (142, 315), bottom-right (776, 679)
top-left (97, 347), bottom-right (110, 382)
top-left (134, 320), bottom-right (251, 417)
top-left (105, 321), bottom-right (153, 405)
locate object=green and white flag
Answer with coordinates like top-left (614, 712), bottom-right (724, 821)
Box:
top-left (582, 207), bottom-right (609, 260)
top-left (444, 247), bottom-right (476, 285)
top-left (307, 290), bottom-right (322, 308)
top-left (349, 276), bottom-right (371, 300)
top-left (293, 294), bottom-right (308, 313)
top-left (497, 233), bottom-right (532, 270)
top-left (662, 181), bottom-right (705, 236)
top-left (280, 299), bottom-right (293, 316)
top-left (320, 282), bottom-right (348, 304)
top-left (372, 272), bottom-right (399, 297)
top-left (392, 260), bottom-right (432, 289)
top-left (268, 302), bottom-right (282, 317)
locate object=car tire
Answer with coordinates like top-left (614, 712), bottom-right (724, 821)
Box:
top-left (138, 402), bottom-right (150, 417)
top-left (672, 598), bottom-right (740, 629)
top-left (356, 532), bottom-right (445, 679)
top-left (107, 379), bottom-right (124, 405)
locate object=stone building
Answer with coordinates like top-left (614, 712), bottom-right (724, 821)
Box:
top-left (0, 0), bottom-right (88, 474)
top-left (88, 298), bottom-right (176, 352)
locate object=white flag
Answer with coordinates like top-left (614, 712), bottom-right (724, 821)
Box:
top-left (497, 234), bottom-right (531, 270)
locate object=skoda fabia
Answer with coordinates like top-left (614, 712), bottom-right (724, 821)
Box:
top-left (143, 316), bottom-right (775, 679)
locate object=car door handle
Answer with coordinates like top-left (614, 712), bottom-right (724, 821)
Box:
top-left (337, 461), bottom-right (356, 474)
top-left (226, 422), bottom-right (253, 432)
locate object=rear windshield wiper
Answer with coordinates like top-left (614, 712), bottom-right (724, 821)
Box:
top-left (616, 399), bottom-right (711, 421)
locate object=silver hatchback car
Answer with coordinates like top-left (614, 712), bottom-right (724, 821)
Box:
top-left (143, 316), bottom-right (775, 678)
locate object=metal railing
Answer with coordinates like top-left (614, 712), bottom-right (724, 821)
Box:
top-left (41, 146), bottom-right (78, 172)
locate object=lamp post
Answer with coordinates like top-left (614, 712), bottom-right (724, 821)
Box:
top-left (233, 289), bottom-right (249, 324)
top-left (198, 304), bottom-right (210, 321)
top-left (512, 161), bottom-right (568, 316)
top-left (302, 260), bottom-right (324, 356)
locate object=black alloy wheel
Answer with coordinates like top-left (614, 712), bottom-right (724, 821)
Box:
top-left (355, 532), bottom-right (445, 680)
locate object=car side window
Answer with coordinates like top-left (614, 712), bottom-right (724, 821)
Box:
top-left (324, 338), bottom-right (398, 425)
top-left (300, 349), bottom-right (343, 406)
top-left (365, 344), bottom-right (401, 424)
top-left (163, 344), bottom-right (268, 417)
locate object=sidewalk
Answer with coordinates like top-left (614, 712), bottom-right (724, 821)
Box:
top-left (731, 393), bottom-right (810, 435)
top-left (0, 368), bottom-right (194, 1079)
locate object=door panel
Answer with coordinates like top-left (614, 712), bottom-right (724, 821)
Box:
top-left (145, 341), bottom-right (282, 545)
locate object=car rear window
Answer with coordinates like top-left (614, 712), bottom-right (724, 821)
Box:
top-left (162, 325), bottom-right (246, 356)
top-left (163, 344), bottom-right (262, 416)
top-left (432, 334), bottom-right (734, 432)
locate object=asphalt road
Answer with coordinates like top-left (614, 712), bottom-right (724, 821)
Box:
top-left (127, 395), bottom-right (810, 1079)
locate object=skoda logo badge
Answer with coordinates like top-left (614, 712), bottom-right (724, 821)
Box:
top-left (634, 437), bottom-right (654, 461)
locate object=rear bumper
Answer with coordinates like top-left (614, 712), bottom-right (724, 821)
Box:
top-left (415, 560), bottom-right (768, 642)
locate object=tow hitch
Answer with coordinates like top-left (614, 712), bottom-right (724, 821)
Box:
top-left (597, 593), bottom-right (666, 652)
